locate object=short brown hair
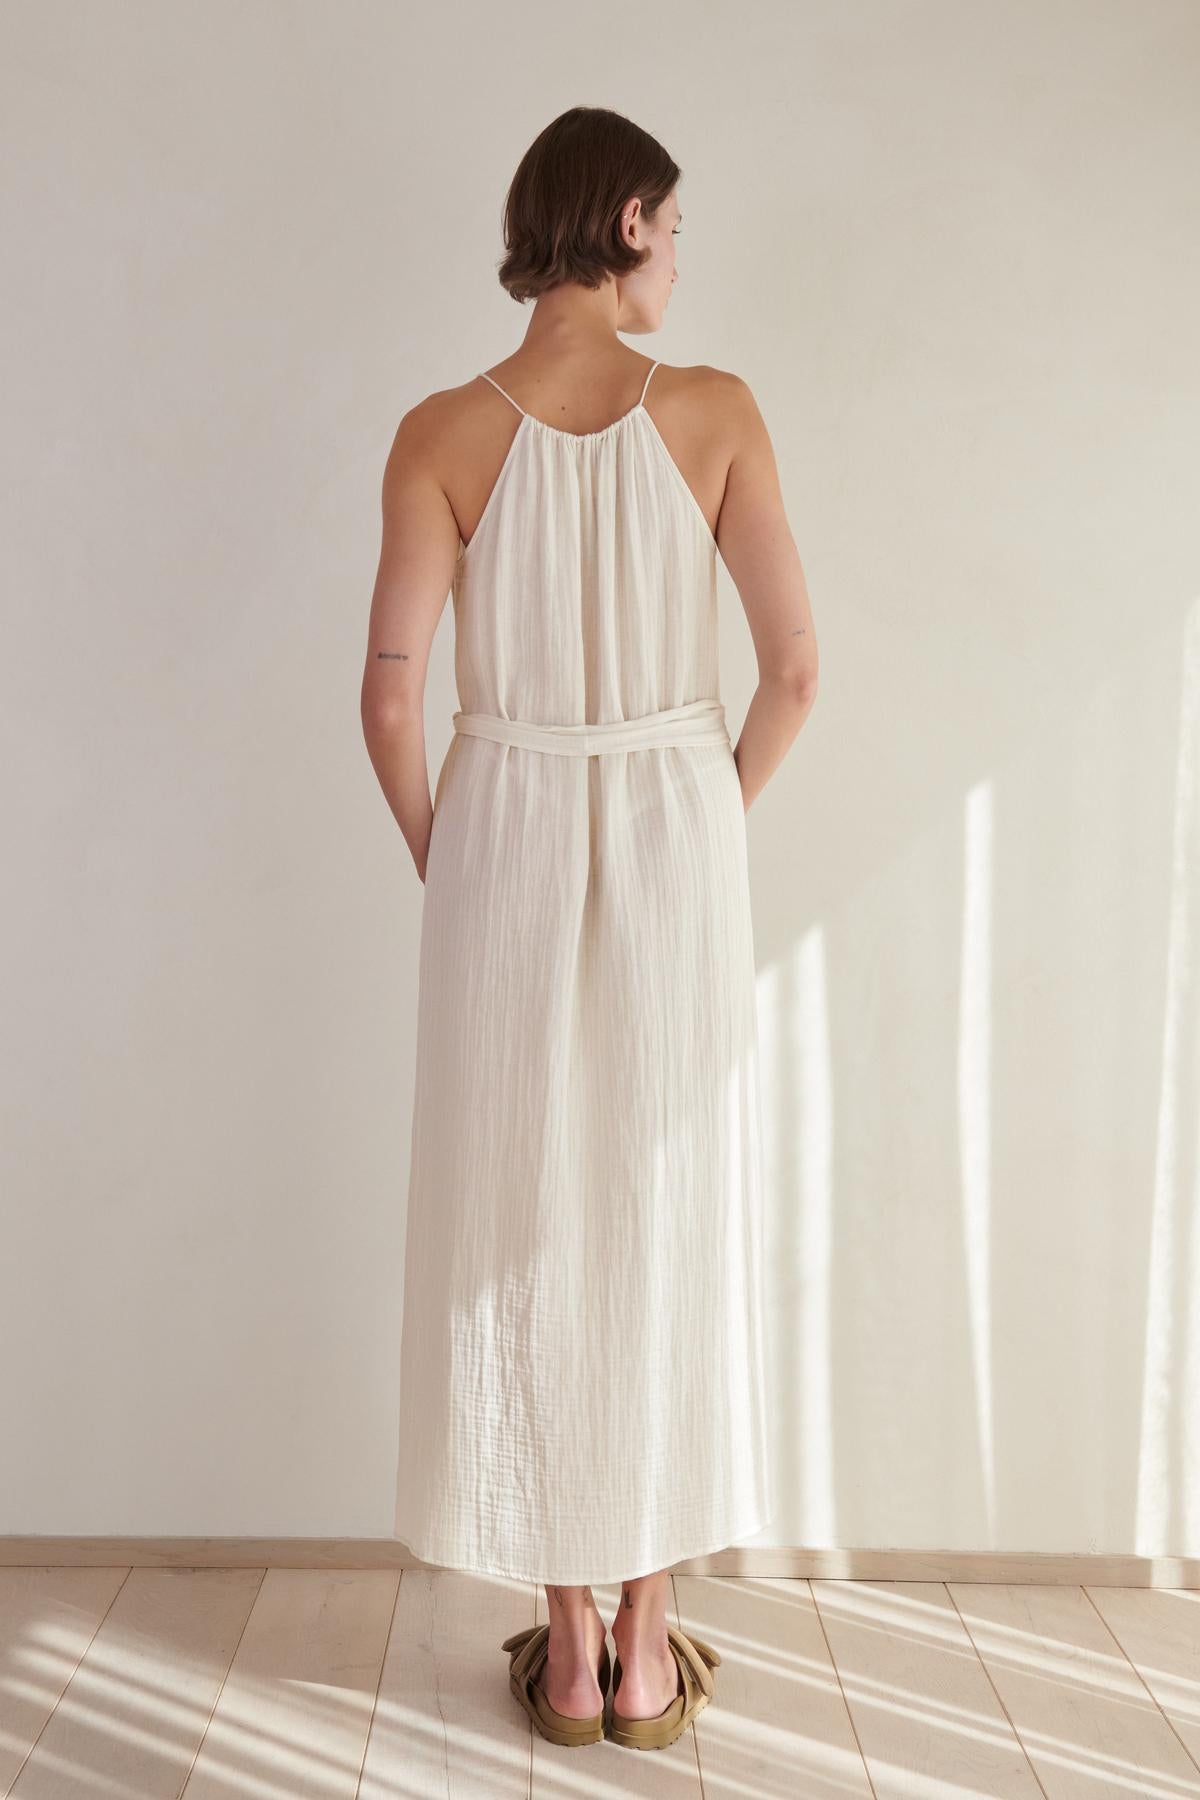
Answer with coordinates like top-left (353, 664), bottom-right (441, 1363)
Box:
top-left (497, 107), bottom-right (681, 303)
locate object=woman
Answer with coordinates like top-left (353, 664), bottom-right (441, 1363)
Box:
top-left (361, 105), bottom-right (817, 1751)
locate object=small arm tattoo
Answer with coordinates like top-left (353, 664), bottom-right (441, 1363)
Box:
top-left (376, 650), bottom-right (409, 659)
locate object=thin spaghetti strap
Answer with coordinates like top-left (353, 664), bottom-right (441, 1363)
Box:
top-left (638, 360), bottom-right (660, 406)
top-left (479, 372), bottom-right (528, 418)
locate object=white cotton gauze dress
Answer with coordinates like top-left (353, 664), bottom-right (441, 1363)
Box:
top-left (393, 359), bottom-right (771, 1585)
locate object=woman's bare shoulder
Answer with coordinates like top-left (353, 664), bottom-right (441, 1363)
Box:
top-left (652, 361), bottom-right (765, 431)
top-left (382, 378), bottom-right (500, 511)
top-left (390, 376), bottom-right (492, 448)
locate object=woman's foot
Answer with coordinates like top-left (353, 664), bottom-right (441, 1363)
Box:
top-left (610, 1627), bottom-right (679, 1718)
top-left (538, 1585), bottom-right (609, 1719)
top-left (610, 1570), bottom-right (682, 1719)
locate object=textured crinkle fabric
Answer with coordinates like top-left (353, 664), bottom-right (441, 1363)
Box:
top-left (393, 363), bottom-right (771, 1585)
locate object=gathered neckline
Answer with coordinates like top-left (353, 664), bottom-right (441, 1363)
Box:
top-left (478, 364), bottom-right (657, 441)
top-left (518, 403), bottom-right (647, 442)
top-left (457, 403), bottom-right (717, 564)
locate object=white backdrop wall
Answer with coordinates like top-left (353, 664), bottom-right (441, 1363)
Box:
top-left (2, 0), bottom-right (1198, 1558)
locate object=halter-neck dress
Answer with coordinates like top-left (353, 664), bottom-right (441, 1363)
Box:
top-left (393, 358), bottom-right (771, 1585)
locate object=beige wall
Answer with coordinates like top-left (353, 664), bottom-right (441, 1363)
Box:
top-left (2, 0), bottom-right (1198, 1557)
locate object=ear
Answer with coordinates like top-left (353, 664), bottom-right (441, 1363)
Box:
top-left (620, 195), bottom-right (644, 247)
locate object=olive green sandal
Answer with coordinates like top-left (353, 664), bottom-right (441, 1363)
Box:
top-left (500, 1623), bottom-right (612, 1747)
top-left (608, 1623), bottom-right (722, 1750)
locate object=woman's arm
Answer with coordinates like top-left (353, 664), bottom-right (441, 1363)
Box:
top-left (713, 375), bottom-right (819, 809)
top-left (360, 404), bottom-right (461, 882)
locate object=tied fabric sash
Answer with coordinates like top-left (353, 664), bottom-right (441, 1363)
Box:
top-left (451, 698), bottom-right (729, 757)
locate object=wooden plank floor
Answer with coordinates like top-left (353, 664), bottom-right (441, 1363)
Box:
top-left (2, 1569), bottom-right (1198, 1796)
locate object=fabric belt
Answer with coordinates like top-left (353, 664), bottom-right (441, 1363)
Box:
top-left (451, 697), bottom-right (730, 756)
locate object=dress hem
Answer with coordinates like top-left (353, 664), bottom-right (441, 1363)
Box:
top-left (391, 1510), bottom-right (772, 1588)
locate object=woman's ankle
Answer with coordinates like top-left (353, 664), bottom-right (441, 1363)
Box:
top-left (544, 1584), bottom-right (605, 1661)
top-left (612, 1617), bottom-right (669, 1660)
top-left (610, 1570), bottom-right (671, 1655)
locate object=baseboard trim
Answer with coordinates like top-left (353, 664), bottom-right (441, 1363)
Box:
top-left (1, 1539), bottom-right (1196, 1585)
